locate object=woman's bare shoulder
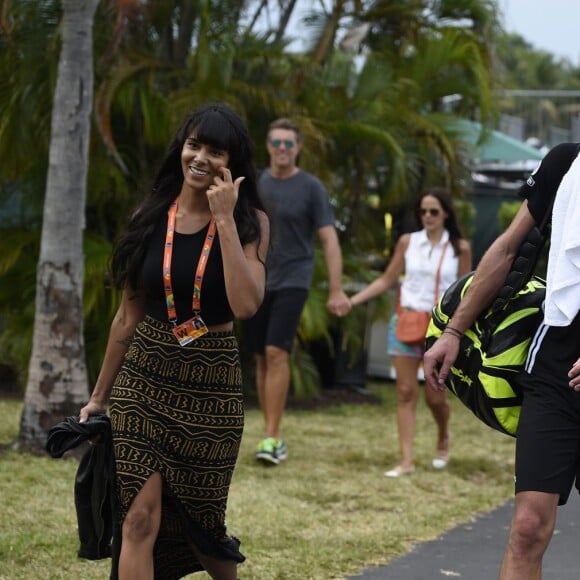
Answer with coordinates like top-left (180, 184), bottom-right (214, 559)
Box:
top-left (459, 238), bottom-right (471, 252)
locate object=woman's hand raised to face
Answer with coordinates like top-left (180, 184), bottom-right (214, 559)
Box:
top-left (206, 167), bottom-right (245, 221)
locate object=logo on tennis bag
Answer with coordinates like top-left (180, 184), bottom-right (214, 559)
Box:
top-left (425, 273), bottom-right (546, 437)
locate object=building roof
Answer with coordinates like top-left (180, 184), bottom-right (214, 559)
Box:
top-left (454, 119), bottom-right (545, 168)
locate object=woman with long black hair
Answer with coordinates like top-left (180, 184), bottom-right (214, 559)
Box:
top-left (80, 103), bottom-right (269, 579)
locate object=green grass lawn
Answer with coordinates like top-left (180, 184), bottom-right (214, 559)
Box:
top-left (0, 382), bottom-right (516, 579)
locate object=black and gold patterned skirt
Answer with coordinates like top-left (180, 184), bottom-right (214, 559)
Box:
top-left (110, 315), bottom-right (245, 578)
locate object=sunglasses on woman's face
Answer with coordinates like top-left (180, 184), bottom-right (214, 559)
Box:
top-left (269, 138), bottom-right (295, 149)
top-left (420, 208), bottom-right (440, 217)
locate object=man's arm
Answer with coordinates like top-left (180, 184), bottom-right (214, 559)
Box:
top-left (317, 224), bottom-right (351, 317)
top-left (424, 200), bottom-right (537, 390)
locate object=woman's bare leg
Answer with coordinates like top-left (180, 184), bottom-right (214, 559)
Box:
top-left (393, 356), bottom-right (421, 469)
top-left (118, 472), bottom-right (162, 580)
top-left (190, 545), bottom-right (238, 580)
top-left (425, 380), bottom-right (450, 458)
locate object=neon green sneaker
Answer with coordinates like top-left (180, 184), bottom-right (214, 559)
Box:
top-left (256, 437), bottom-right (287, 465)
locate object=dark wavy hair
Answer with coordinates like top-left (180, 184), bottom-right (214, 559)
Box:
top-left (415, 187), bottom-right (465, 257)
top-left (110, 103), bottom-right (265, 291)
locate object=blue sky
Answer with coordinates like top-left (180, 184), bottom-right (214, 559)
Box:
top-left (499, 0), bottom-right (580, 63)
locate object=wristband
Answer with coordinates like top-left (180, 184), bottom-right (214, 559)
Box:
top-left (443, 326), bottom-right (463, 338)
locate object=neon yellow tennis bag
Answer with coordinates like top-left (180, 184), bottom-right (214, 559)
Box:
top-left (425, 272), bottom-right (546, 437)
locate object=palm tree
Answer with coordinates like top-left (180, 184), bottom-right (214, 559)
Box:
top-left (0, 0), bottom-right (505, 404)
top-left (18, 0), bottom-right (99, 451)
top-left (0, 0), bottom-right (285, 391)
top-left (265, 0), bottom-right (498, 395)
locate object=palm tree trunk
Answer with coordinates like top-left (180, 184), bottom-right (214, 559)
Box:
top-left (274, 0), bottom-right (299, 43)
top-left (19, 0), bottom-right (99, 452)
top-left (311, 0), bottom-right (344, 66)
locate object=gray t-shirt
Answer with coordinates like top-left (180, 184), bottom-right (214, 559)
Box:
top-left (260, 169), bottom-right (335, 290)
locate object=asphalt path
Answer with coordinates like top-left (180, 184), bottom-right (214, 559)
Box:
top-left (348, 490), bottom-right (580, 579)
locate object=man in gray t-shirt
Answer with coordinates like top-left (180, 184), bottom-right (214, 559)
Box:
top-left (244, 118), bottom-right (350, 466)
top-left (261, 169), bottom-right (334, 290)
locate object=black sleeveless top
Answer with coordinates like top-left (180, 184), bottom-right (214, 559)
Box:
top-left (142, 217), bottom-right (234, 325)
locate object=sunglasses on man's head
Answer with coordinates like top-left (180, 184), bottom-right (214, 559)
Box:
top-left (269, 138), bottom-right (296, 149)
top-left (420, 208), bottom-right (440, 217)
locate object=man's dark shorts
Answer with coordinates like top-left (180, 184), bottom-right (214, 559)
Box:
top-left (243, 288), bottom-right (309, 354)
top-left (515, 371), bottom-right (580, 505)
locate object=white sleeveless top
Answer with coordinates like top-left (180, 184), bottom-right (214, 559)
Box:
top-left (400, 229), bottom-right (459, 312)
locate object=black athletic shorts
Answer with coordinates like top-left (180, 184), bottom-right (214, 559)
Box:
top-left (243, 288), bottom-right (309, 354)
top-left (514, 371), bottom-right (580, 505)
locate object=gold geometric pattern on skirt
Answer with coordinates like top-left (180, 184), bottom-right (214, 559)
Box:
top-left (110, 315), bottom-right (245, 578)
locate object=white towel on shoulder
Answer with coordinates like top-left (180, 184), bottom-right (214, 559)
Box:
top-left (544, 152), bottom-right (580, 326)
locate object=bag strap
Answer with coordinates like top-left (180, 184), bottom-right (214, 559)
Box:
top-left (433, 241), bottom-right (449, 306)
top-left (490, 195), bottom-right (555, 314)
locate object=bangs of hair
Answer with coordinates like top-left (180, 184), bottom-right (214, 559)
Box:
top-left (189, 110), bottom-right (237, 152)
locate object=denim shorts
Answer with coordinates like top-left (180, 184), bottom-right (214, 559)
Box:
top-left (387, 314), bottom-right (425, 359)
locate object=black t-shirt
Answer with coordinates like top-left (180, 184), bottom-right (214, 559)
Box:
top-left (518, 142), bottom-right (580, 380)
top-left (518, 142), bottom-right (580, 225)
top-left (142, 218), bottom-right (233, 326)
top-left (259, 169), bottom-right (334, 291)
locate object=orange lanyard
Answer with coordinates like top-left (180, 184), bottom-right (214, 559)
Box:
top-left (163, 198), bottom-right (216, 323)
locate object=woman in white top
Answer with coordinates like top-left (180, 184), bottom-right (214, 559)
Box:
top-left (347, 188), bottom-right (471, 477)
